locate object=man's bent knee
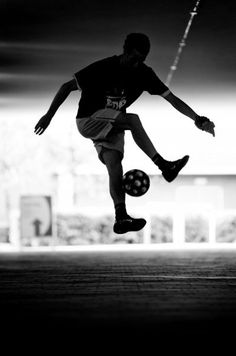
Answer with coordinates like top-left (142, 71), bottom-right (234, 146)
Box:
top-left (113, 113), bottom-right (140, 130)
top-left (102, 149), bottom-right (122, 168)
top-left (126, 113), bottom-right (139, 120)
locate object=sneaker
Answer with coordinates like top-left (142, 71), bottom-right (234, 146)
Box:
top-left (113, 216), bottom-right (146, 234)
top-left (161, 155), bottom-right (189, 182)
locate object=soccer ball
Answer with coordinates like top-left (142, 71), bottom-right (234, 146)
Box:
top-left (122, 169), bottom-right (150, 197)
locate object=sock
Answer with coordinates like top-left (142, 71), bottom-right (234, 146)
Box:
top-left (152, 153), bottom-right (166, 169)
top-left (115, 203), bottom-right (128, 220)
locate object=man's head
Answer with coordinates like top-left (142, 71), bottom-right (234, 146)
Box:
top-left (121, 33), bottom-right (150, 68)
top-left (123, 33), bottom-right (151, 56)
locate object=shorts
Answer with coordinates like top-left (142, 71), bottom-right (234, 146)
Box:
top-left (76, 108), bottom-right (125, 164)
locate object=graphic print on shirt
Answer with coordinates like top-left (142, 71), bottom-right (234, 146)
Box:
top-left (105, 88), bottom-right (127, 111)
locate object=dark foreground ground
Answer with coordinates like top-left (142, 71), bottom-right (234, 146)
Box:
top-left (1, 248), bottom-right (236, 351)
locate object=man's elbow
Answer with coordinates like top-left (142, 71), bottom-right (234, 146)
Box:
top-left (61, 80), bottom-right (77, 93)
top-left (164, 92), bottom-right (179, 106)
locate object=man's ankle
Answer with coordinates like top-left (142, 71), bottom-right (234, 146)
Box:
top-left (152, 153), bottom-right (167, 170)
top-left (115, 202), bottom-right (128, 220)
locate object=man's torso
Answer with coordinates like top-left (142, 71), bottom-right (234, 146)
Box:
top-left (74, 55), bottom-right (168, 118)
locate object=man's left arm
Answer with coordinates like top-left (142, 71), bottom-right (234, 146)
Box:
top-left (162, 91), bottom-right (215, 137)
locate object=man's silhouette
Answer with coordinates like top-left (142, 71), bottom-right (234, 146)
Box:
top-left (35, 33), bottom-right (215, 234)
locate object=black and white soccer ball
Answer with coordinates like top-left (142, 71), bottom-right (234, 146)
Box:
top-left (122, 169), bottom-right (150, 197)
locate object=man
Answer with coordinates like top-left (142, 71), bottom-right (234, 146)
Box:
top-left (34, 33), bottom-right (215, 234)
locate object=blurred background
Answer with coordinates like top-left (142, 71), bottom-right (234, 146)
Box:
top-left (1, 0), bottom-right (236, 249)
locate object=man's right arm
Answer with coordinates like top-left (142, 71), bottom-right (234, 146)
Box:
top-left (162, 91), bottom-right (215, 136)
top-left (46, 79), bottom-right (78, 117)
top-left (34, 79), bottom-right (78, 135)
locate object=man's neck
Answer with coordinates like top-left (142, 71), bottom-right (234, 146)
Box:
top-left (118, 54), bottom-right (128, 67)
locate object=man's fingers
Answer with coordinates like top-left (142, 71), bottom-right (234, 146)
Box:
top-left (195, 116), bottom-right (215, 137)
top-left (35, 126), bottom-right (44, 135)
top-left (34, 116), bottom-right (50, 134)
top-left (209, 123), bottom-right (215, 137)
top-left (209, 128), bottom-right (215, 137)
top-left (203, 121), bottom-right (215, 137)
top-left (209, 122), bottom-right (215, 136)
top-left (34, 119), bottom-right (49, 135)
top-left (34, 122), bottom-right (42, 133)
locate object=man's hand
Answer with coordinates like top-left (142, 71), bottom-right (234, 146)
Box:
top-left (194, 116), bottom-right (215, 137)
top-left (34, 114), bottom-right (52, 135)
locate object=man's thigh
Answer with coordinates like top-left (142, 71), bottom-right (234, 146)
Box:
top-left (101, 148), bottom-right (123, 170)
top-left (112, 113), bottom-right (131, 130)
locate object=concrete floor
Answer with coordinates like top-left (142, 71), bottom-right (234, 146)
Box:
top-left (1, 248), bottom-right (236, 349)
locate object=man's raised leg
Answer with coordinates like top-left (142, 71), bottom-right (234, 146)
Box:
top-left (112, 113), bottom-right (189, 182)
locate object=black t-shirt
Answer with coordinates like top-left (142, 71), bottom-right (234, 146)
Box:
top-left (74, 55), bottom-right (169, 118)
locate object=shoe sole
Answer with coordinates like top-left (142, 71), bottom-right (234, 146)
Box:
top-left (113, 219), bottom-right (147, 234)
top-left (162, 155), bottom-right (189, 182)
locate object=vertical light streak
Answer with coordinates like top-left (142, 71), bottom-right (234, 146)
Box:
top-left (165, 0), bottom-right (201, 87)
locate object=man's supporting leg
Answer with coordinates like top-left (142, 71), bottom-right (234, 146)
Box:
top-left (101, 149), bottom-right (127, 220)
top-left (102, 148), bottom-right (146, 234)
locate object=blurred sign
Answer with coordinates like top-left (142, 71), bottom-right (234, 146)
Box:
top-left (20, 196), bottom-right (53, 239)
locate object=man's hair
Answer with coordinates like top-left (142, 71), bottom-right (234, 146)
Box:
top-left (123, 33), bottom-right (150, 55)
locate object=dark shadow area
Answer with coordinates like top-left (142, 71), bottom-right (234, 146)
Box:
top-left (1, 249), bottom-right (236, 350)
